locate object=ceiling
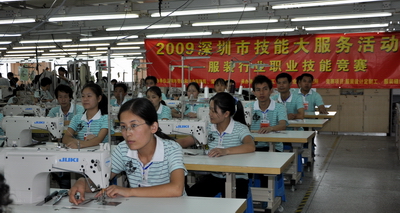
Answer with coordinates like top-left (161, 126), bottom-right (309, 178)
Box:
top-left (0, 0), bottom-right (399, 60)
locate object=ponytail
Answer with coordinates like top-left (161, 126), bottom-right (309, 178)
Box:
top-left (99, 94), bottom-right (108, 115)
top-left (210, 92), bottom-right (246, 125)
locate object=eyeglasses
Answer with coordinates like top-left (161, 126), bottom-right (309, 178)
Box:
top-left (120, 123), bottom-right (146, 132)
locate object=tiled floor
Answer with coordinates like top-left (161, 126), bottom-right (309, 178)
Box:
top-left (274, 134), bottom-right (400, 213)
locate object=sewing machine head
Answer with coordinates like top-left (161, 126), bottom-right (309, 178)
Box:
top-left (158, 119), bottom-right (208, 145)
top-left (3, 105), bottom-right (46, 116)
top-left (1, 116), bottom-right (64, 147)
top-left (0, 145), bottom-right (112, 204)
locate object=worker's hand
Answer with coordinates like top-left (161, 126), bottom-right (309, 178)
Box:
top-left (85, 134), bottom-right (96, 141)
top-left (319, 108), bottom-right (328, 114)
top-left (66, 140), bottom-right (79, 149)
top-left (98, 185), bottom-right (131, 198)
top-left (69, 178), bottom-right (87, 205)
top-left (208, 148), bottom-right (228, 157)
top-left (186, 112), bottom-right (197, 118)
top-left (288, 113), bottom-right (296, 120)
top-left (258, 126), bottom-right (273, 134)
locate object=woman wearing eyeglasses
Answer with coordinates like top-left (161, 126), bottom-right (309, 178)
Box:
top-left (69, 98), bottom-right (187, 205)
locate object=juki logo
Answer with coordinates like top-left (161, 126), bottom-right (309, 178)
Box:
top-left (176, 125), bottom-right (189, 128)
top-left (34, 121), bottom-right (45, 124)
top-left (59, 158), bottom-right (79, 162)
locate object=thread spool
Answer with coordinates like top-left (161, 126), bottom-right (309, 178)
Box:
top-left (204, 86), bottom-right (209, 98)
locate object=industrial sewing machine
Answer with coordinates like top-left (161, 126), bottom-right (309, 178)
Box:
top-left (165, 100), bottom-right (181, 109)
top-left (1, 116), bottom-right (64, 147)
top-left (196, 106), bottom-right (253, 127)
top-left (2, 104), bottom-right (47, 116)
top-left (0, 144), bottom-right (112, 204)
top-left (158, 119), bottom-right (208, 146)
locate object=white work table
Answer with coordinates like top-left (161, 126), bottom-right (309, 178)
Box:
top-left (304, 111), bottom-right (337, 119)
top-left (184, 150), bottom-right (294, 212)
top-left (10, 195), bottom-right (246, 213)
top-left (252, 131), bottom-right (316, 186)
top-left (287, 119), bottom-right (329, 129)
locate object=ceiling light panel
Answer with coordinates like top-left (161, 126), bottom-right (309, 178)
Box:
top-left (20, 39), bottom-right (72, 44)
top-left (50, 48), bottom-right (91, 52)
top-left (221, 28), bottom-right (296, 34)
top-left (117, 42), bottom-right (145, 45)
top-left (106, 24), bottom-right (181, 31)
top-left (96, 46), bottom-right (140, 50)
top-left (63, 43), bottom-right (110, 48)
top-left (292, 12), bottom-right (392, 22)
top-left (151, 6), bottom-right (257, 17)
top-left (192, 19), bottom-right (279, 26)
top-left (80, 36), bottom-right (138, 41)
top-left (305, 23), bottom-right (389, 31)
top-left (272, 0), bottom-right (382, 9)
top-left (13, 46), bottom-right (56, 49)
top-left (146, 32), bottom-right (212, 38)
top-left (49, 14), bottom-right (139, 22)
top-left (0, 18), bottom-right (35, 25)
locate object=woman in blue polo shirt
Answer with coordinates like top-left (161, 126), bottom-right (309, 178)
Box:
top-left (69, 98), bottom-right (187, 205)
top-left (146, 86), bottom-right (172, 120)
top-left (177, 92), bottom-right (255, 199)
top-left (62, 83), bottom-right (112, 149)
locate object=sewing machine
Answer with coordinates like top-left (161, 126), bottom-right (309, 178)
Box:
top-left (165, 100), bottom-right (181, 109)
top-left (0, 144), bottom-right (112, 204)
top-left (158, 119), bottom-right (208, 145)
top-left (197, 106), bottom-right (253, 127)
top-left (2, 104), bottom-right (47, 116)
top-left (1, 116), bottom-right (64, 147)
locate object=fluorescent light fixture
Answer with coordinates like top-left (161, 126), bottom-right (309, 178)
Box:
top-left (151, 6), bottom-right (257, 17)
top-left (221, 28), bottom-right (296, 34)
top-left (192, 19), bottom-right (278, 26)
top-left (4, 54), bottom-right (35, 57)
top-left (111, 53), bottom-right (142, 55)
top-left (63, 43), bottom-right (109, 48)
top-left (80, 36), bottom-right (138, 41)
top-left (0, 47), bottom-right (6, 50)
top-left (96, 46), bottom-right (140, 50)
top-left (49, 14), bottom-right (139, 22)
top-left (272, 0), bottom-right (382, 9)
top-left (305, 23), bottom-right (389, 31)
top-left (106, 24), bottom-right (181, 31)
top-left (7, 50), bottom-right (44, 53)
top-left (117, 42), bottom-right (144, 45)
top-left (50, 48), bottom-right (90, 52)
top-left (292, 12), bottom-right (392, 22)
top-left (0, 41), bottom-right (12, 45)
top-left (20, 39), bottom-right (72, 44)
top-left (0, 34), bottom-right (21, 37)
top-left (0, 18), bottom-right (35, 25)
top-left (81, 51), bottom-right (107, 54)
top-left (42, 53), bottom-right (70, 56)
top-left (13, 45), bottom-right (56, 49)
top-left (146, 32), bottom-right (212, 38)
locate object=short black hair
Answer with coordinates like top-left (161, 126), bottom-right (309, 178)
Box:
top-left (114, 83), bottom-right (128, 93)
top-left (214, 78), bottom-right (226, 86)
top-left (55, 84), bottom-right (73, 99)
top-left (40, 77), bottom-right (52, 87)
top-left (276, 73), bottom-right (292, 83)
top-left (252, 75), bottom-right (273, 90)
top-left (145, 76), bottom-right (157, 84)
top-left (58, 67), bottom-right (67, 72)
top-left (297, 73), bottom-right (314, 82)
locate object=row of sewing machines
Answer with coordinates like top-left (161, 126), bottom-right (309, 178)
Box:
top-left (0, 100), bottom-right (252, 205)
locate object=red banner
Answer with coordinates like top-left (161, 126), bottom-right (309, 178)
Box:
top-left (145, 32), bottom-right (400, 89)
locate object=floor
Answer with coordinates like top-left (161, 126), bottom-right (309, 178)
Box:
top-left (270, 133), bottom-right (400, 213)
